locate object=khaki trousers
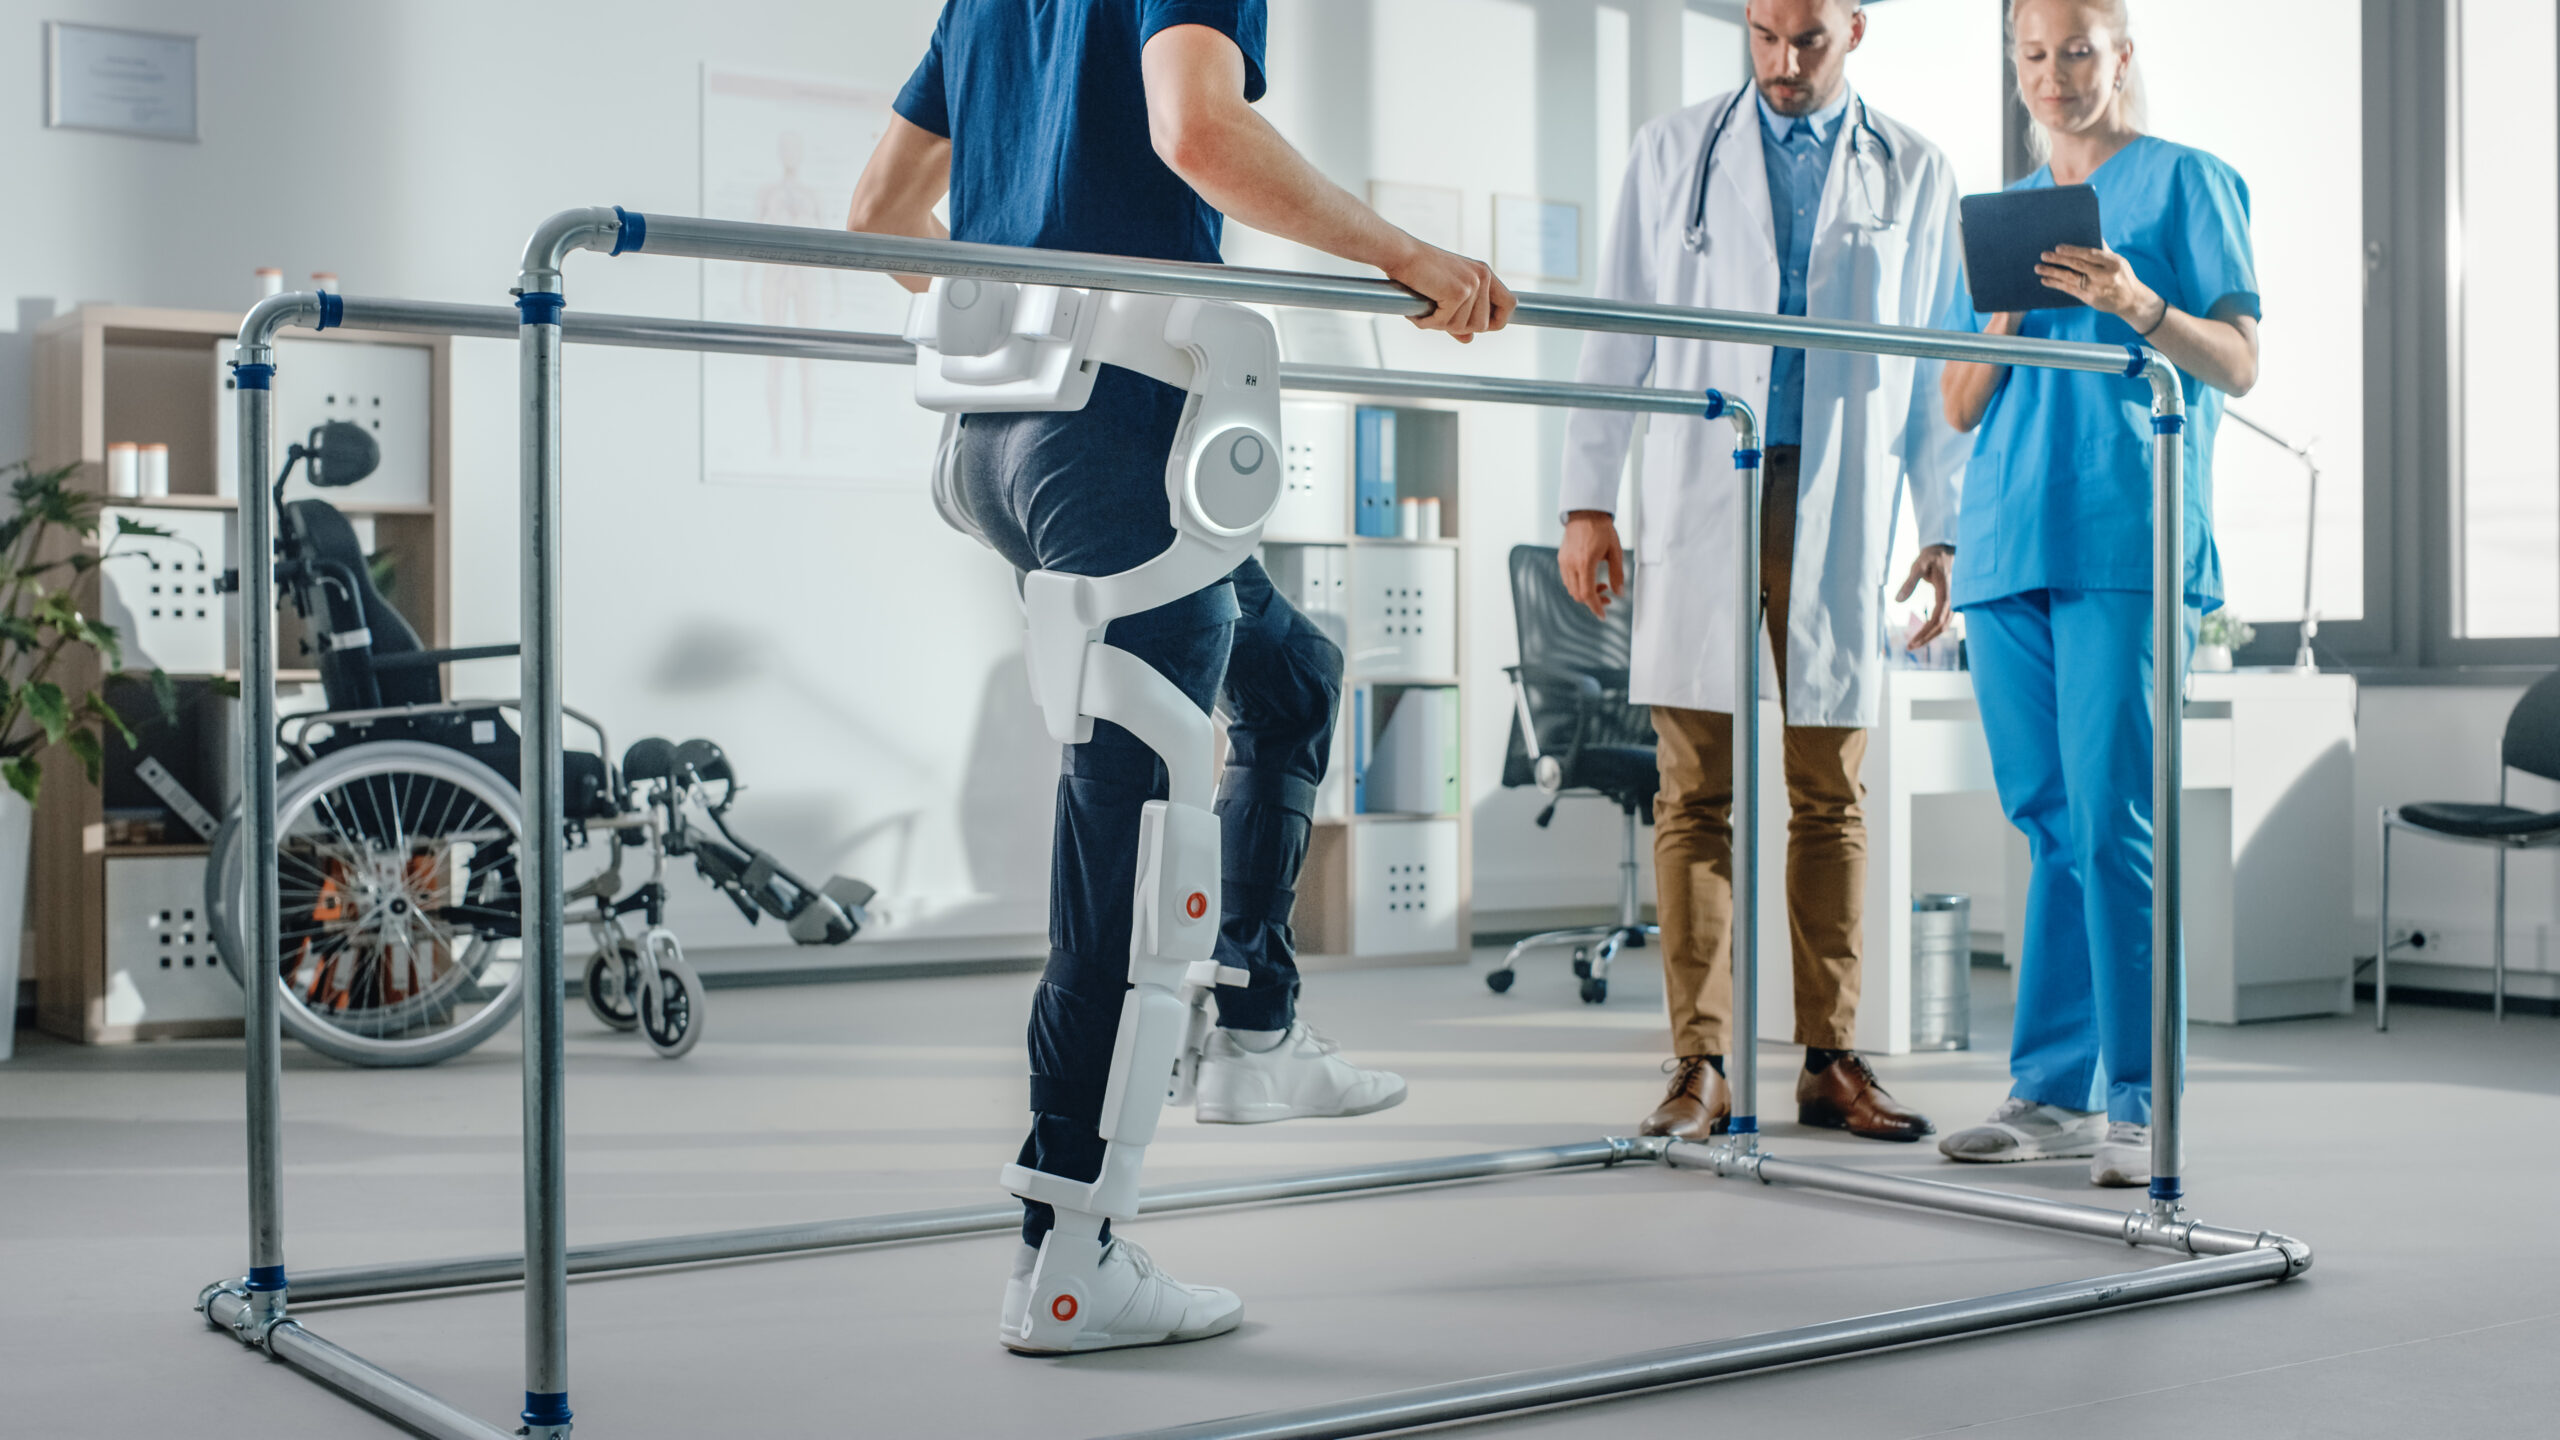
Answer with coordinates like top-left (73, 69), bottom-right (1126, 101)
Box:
top-left (1651, 448), bottom-right (1868, 1056)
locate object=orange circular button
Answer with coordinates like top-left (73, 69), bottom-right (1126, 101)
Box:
top-left (1184, 892), bottom-right (1208, 920)
top-left (1051, 1294), bottom-right (1078, 1323)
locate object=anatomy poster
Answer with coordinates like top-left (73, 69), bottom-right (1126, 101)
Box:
top-left (699, 66), bottom-right (942, 488)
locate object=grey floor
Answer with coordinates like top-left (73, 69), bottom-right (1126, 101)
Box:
top-left (3, 948), bottom-right (2552, 1439)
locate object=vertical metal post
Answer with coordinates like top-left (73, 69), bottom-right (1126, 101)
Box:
top-left (2492, 848), bottom-right (2507, 1021)
top-left (1711, 393), bottom-right (1762, 1145)
top-left (516, 291), bottom-right (572, 1438)
top-left (2376, 815), bottom-right (2392, 1032)
top-left (232, 334), bottom-right (287, 1332)
top-left (2144, 358), bottom-right (2188, 1216)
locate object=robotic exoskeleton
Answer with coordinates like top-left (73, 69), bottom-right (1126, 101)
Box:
top-left (906, 278), bottom-right (1282, 1350)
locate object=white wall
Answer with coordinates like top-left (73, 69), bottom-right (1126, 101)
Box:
top-left (5, 2), bottom-right (2522, 986)
top-left (3, 0), bottom-right (1052, 969)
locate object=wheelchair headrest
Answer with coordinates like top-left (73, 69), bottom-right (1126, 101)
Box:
top-left (674, 738), bottom-right (732, 787)
top-left (623, 736), bottom-right (677, 783)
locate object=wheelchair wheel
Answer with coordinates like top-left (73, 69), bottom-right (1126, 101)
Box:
top-left (637, 937), bottom-right (703, 1060)
top-left (583, 944), bottom-right (643, 1032)
top-left (210, 740), bottom-right (529, 1068)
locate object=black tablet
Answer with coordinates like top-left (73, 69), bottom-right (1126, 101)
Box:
top-left (1959, 184), bottom-right (2104, 314)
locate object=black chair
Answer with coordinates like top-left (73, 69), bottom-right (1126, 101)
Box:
top-left (1483, 544), bottom-right (1660, 1004)
top-left (2377, 669), bottom-right (2560, 1028)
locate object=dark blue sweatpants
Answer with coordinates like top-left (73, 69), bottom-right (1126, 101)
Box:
top-left (957, 366), bottom-right (1344, 1245)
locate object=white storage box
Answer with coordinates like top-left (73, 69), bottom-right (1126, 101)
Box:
top-left (1354, 816), bottom-right (1460, 955)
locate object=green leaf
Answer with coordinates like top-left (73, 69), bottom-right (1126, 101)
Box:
top-left (207, 675), bottom-right (242, 699)
top-left (84, 618), bottom-right (123, 673)
top-left (2, 756), bottom-right (39, 805)
top-left (21, 682), bottom-right (68, 744)
top-left (84, 692), bottom-right (137, 750)
top-left (65, 728), bottom-right (101, 785)
top-left (109, 515), bottom-right (175, 542)
top-left (149, 669), bottom-right (179, 726)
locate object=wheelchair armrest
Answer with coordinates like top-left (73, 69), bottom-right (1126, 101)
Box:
top-left (372, 643), bottom-right (524, 672)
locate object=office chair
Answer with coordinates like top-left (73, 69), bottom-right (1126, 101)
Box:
top-left (1484, 544), bottom-right (1660, 1003)
top-left (2377, 668), bottom-right (2560, 1029)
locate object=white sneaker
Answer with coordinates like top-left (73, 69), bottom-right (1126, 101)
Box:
top-left (2091, 1122), bottom-right (2153, 1188)
top-left (999, 1237), bottom-right (1242, 1354)
top-left (1937, 1096), bottom-right (2106, 1163)
top-left (1193, 1022), bottom-right (1407, 1125)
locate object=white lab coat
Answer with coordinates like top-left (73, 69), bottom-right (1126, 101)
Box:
top-left (1561, 87), bottom-right (1970, 728)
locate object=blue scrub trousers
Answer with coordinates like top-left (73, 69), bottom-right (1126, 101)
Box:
top-left (1964, 588), bottom-right (2193, 1125)
top-left (956, 365), bottom-right (1344, 1244)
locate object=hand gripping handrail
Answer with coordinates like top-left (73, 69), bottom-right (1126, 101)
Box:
top-left (208, 210), bottom-right (2223, 1440)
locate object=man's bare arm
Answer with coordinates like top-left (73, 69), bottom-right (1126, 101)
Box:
top-left (845, 115), bottom-right (954, 294)
top-left (1141, 24), bottom-right (1513, 340)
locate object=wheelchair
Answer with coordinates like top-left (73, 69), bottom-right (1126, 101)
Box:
top-left (208, 421), bottom-right (876, 1066)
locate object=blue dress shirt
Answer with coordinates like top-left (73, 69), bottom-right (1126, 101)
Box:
top-left (1758, 88), bottom-right (1846, 448)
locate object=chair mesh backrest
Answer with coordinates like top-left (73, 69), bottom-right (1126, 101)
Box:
top-left (1505, 545), bottom-right (1653, 774)
top-left (2504, 670), bottom-right (2560, 783)
top-left (1510, 544), bottom-right (1630, 686)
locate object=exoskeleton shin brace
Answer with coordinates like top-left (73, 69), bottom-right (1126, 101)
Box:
top-left (909, 278), bottom-right (1282, 1348)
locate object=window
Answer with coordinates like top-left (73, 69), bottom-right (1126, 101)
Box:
top-left (2145, 0), bottom-right (2366, 627)
top-left (1683, 9), bottom-right (1743, 108)
top-left (2453, 0), bottom-right (2560, 638)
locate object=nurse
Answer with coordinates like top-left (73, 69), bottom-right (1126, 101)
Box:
top-left (1933, 0), bottom-right (2259, 1189)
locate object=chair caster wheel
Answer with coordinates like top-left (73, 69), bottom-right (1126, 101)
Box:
top-left (1571, 947), bottom-right (1591, 979)
top-left (1485, 968), bottom-right (1515, 994)
top-left (1623, 929), bottom-right (1646, 950)
top-left (1579, 977), bottom-right (1609, 1004)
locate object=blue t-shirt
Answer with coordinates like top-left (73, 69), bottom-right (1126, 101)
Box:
top-left (895, 0), bottom-right (1267, 263)
top-left (1940, 136), bottom-right (2260, 611)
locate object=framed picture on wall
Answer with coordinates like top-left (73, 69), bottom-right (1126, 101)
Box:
top-left (698, 66), bottom-right (944, 489)
top-left (45, 22), bottom-right (196, 142)
top-left (1492, 195), bottom-right (1581, 283)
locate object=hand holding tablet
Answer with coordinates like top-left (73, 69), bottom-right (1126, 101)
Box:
top-left (1958, 184), bottom-right (2104, 314)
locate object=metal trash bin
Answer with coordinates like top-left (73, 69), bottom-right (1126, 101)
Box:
top-left (1911, 893), bottom-right (1972, 1051)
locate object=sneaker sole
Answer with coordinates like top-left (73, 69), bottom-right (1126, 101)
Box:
top-left (1195, 1086), bottom-right (1408, 1126)
top-left (1001, 1310), bottom-right (1244, 1355)
top-left (1937, 1134), bottom-right (2102, 1163)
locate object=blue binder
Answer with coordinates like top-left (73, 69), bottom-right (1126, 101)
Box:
top-left (1353, 407), bottom-right (1398, 537)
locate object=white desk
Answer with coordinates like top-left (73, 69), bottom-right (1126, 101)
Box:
top-left (1749, 668), bottom-right (2358, 1054)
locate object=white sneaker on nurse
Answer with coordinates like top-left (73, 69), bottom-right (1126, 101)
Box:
top-left (2091, 1121), bottom-right (2154, 1188)
top-left (1937, 1096), bottom-right (2105, 1163)
top-left (1193, 1022), bottom-right (1407, 1125)
top-left (999, 1238), bottom-right (1242, 1354)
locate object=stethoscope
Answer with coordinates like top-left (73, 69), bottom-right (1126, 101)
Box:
top-left (1683, 87), bottom-right (1902, 253)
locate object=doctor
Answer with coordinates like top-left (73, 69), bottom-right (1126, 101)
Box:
top-left (1558, 0), bottom-right (1968, 1144)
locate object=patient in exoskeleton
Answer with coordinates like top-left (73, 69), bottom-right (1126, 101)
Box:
top-left (851, 1), bottom-right (1512, 1356)
top-left (920, 287), bottom-right (1406, 1354)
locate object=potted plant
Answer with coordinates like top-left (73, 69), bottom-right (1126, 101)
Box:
top-left (2195, 610), bottom-right (2255, 673)
top-left (0, 458), bottom-right (180, 1059)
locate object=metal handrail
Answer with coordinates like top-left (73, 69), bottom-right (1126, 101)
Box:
top-left (215, 213), bottom-right (2210, 1440)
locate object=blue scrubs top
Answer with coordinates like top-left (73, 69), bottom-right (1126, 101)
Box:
top-left (895, 0), bottom-right (1267, 263)
top-left (1941, 137), bottom-right (2259, 611)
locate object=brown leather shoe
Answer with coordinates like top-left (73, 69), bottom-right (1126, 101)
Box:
top-left (1795, 1053), bottom-right (1933, 1142)
top-left (1639, 1055), bottom-right (1731, 1141)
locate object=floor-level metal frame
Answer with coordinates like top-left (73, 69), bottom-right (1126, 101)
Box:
top-left (200, 217), bottom-right (2311, 1438)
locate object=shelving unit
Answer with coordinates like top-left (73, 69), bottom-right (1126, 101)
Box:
top-left (1260, 397), bottom-right (1471, 963)
top-left (26, 305), bottom-right (453, 1043)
